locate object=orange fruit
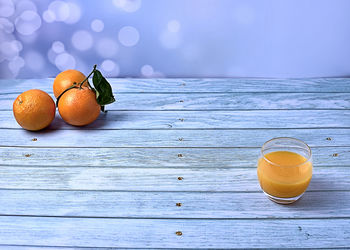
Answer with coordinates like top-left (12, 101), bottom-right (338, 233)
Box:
top-left (53, 69), bottom-right (87, 98)
top-left (57, 86), bottom-right (100, 126)
top-left (13, 89), bottom-right (56, 131)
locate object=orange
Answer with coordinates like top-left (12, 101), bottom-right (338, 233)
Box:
top-left (13, 89), bottom-right (56, 131)
top-left (58, 86), bottom-right (100, 126)
top-left (53, 69), bottom-right (87, 98)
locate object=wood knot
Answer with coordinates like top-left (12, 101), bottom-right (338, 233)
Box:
top-left (176, 202), bottom-right (182, 207)
top-left (24, 154), bottom-right (32, 157)
top-left (175, 231), bottom-right (183, 236)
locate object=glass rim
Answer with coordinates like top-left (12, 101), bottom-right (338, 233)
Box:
top-left (261, 137), bottom-right (312, 168)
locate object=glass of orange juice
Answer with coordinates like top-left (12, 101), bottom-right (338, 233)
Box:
top-left (257, 137), bottom-right (313, 204)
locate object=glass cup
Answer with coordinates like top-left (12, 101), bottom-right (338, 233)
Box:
top-left (257, 137), bottom-right (313, 204)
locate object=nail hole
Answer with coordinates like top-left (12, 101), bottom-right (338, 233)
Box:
top-left (326, 137), bottom-right (332, 141)
top-left (31, 138), bottom-right (37, 141)
top-left (178, 177), bottom-right (183, 180)
top-left (178, 154), bottom-right (183, 157)
top-left (332, 153), bottom-right (338, 157)
top-left (179, 100), bottom-right (184, 103)
top-left (178, 118), bottom-right (184, 122)
top-left (176, 231), bottom-right (183, 236)
top-left (24, 154), bottom-right (32, 157)
top-left (176, 202), bottom-right (182, 207)
top-left (178, 138), bottom-right (183, 141)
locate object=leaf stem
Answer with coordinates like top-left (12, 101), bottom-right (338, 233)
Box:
top-left (79, 64), bottom-right (97, 89)
top-left (56, 85), bottom-right (78, 107)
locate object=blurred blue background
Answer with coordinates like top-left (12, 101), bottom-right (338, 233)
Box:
top-left (1, 0), bottom-right (350, 78)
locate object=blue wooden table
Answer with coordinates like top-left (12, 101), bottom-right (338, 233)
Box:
top-left (0, 78), bottom-right (349, 249)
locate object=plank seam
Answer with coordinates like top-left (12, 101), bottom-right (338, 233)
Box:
top-left (0, 188), bottom-right (348, 193)
top-left (2, 108), bottom-right (350, 112)
top-left (1, 145), bottom-right (350, 149)
top-left (1, 127), bottom-right (350, 130)
top-left (2, 91), bottom-right (350, 94)
top-left (0, 189), bottom-right (347, 193)
top-left (0, 165), bottom-right (349, 169)
top-left (0, 244), bottom-right (344, 249)
top-left (0, 214), bottom-right (349, 220)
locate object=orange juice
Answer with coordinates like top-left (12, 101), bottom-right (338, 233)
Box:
top-left (257, 151), bottom-right (312, 198)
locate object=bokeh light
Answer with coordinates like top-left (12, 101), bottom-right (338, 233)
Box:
top-left (113, 0), bottom-right (142, 13)
top-left (141, 65), bottom-right (154, 77)
top-left (101, 59), bottom-right (120, 76)
top-left (48, 1), bottom-right (69, 22)
top-left (1, 0), bottom-right (350, 78)
top-left (52, 41), bottom-right (65, 54)
top-left (0, 40), bottom-right (21, 60)
top-left (167, 20), bottom-right (181, 33)
top-left (118, 26), bottom-right (140, 47)
top-left (15, 0), bottom-right (37, 13)
top-left (8, 56), bottom-right (25, 76)
top-left (72, 30), bottom-right (93, 51)
top-left (55, 52), bottom-right (76, 71)
top-left (0, 0), bottom-right (15, 17)
top-left (47, 48), bottom-right (58, 64)
top-left (91, 19), bottom-right (104, 32)
top-left (15, 10), bottom-right (42, 35)
top-left (102, 60), bottom-right (115, 71)
top-left (0, 18), bottom-right (14, 33)
top-left (64, 2), bottom-right (81, 24)
top-left (42, 10), bottom-right (55, 23)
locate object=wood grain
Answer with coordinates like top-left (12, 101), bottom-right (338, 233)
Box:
top-left (0, 216), bottom-right (349, 248)
top-left (0, 166), bottom-right (348, 191)
top-left (1, 110), bottom-right (350, 129)
top-left (0, 128), bottom-right (348, 147)
top-left (1, 78), bottom-right (350, 249)
top-left (0, 190), bottom-right (348, 219)
top-left (2, 92), bottom-right (350, 110)
top-left (1, 147), bottom-right (349, 168)
top-left (1, 78), bottom-right (350, 93)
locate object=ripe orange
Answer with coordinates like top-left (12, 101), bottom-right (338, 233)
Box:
top-left (13, 89), bottom-right (56, 131)
top-left (57, 86), bottom-right (100, 126)
top-left (53, 69), bottom-right (87, 98)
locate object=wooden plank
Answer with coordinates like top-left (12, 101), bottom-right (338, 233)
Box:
top-left (2, 92), bottom-right (350, 111)
top-left (0, 190), bottom-right (348, 219)
top-left (0, 247), bottom-right (75, 250)
top-left (0, 166), bottom-right (348, 191)
top-left (0, 128), bottom-right (348, 147)
top-left (1, 78), bottom-right (350, 93)
top-left (0, 216), bottom-right (349, 248)
top-left (1, 147), bottom-right (349, 168)
top-left (1, 110), bottom-right (350, 129)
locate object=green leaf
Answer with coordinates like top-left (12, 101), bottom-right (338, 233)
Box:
top-left (92, 69), bottom-right (116, 106)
